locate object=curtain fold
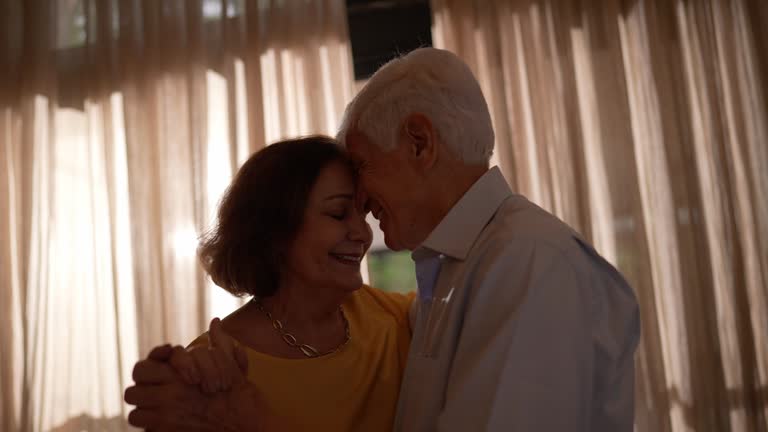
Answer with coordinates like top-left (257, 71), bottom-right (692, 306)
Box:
top-left (431, 0), bottom-right (768, 431)
top-left (0, 1), bottom-right (354, 430)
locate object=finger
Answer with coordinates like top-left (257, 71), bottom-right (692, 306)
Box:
top-left (124, 384), bottom-right (172, 408)
top-left (191, 347), bottom-right (222, 393)
top-left (147, 344), bottom-right (174, 361)
top-left (128, 408), bottom-right (164, 428)
top-left (131, 408), bottom-right (210, 432)
top-left (132, 359), bottom-right (178, 385)
top-left (169, 346), bottom-right (200, 385)
top-left (235, 345), bottom-right (249, 376)
top-left (210, 318), bottom-right (243, 387)
top-left (209, 318), bottom-right (236, 357)
top-left (128, 408), bottom-right (206, 431)
top-left (210, 348), bottom-right (235, 391)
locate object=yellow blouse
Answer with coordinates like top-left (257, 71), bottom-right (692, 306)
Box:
top-left (192, 285), bottom-right (414, 432)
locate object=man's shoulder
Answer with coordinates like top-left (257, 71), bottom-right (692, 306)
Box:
top-left (450, 196), bottom-right (582, 311)
top-left (465, 195), bottom-right (632, 293)
top-left (467, 195), bottom-right (638, 327)
top-left (470, 195), bottom-right (580, 262)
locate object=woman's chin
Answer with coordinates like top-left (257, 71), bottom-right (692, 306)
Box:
top-left (338, 274), bottom-right (364, 292)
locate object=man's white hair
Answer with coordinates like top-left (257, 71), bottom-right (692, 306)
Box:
top-left (337, 48), bottom-right (494, 164)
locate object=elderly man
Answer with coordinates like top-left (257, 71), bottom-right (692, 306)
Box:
top-left (337, 47), bottom-right (639, 431)
top-left (126, 48), bottom-right (639, 431)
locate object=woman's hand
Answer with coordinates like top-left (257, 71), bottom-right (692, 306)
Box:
top-left (169, 318), bottom-right (249, 394)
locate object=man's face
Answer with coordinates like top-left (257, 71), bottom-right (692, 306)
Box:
top-left (345, 129), bottom-right (422, 251)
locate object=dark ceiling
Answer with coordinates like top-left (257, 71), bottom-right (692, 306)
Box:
top-left (346, 0), bottom-right (432, 80)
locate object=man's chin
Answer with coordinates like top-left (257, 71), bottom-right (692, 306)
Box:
top-left (383, 236), bottom-right (406, 252)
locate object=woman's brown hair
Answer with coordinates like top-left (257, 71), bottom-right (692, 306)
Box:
top-left (197, 135), bottom-right (351, 297)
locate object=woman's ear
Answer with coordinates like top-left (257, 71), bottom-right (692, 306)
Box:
top-left (403, 113), bottom-right (438, 170)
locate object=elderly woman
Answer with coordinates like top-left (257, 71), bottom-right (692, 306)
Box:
top-left (125, 135), bottom-right (413, 431)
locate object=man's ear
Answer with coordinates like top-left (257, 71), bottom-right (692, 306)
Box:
top-left (403, 113), bottom-right (438, 170)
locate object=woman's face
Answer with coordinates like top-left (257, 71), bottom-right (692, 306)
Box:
top-left (285, 160), bottom-right (373, 293)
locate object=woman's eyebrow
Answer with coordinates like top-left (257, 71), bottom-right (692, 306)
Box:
top-left (324, 193), bottom-right (354, 201)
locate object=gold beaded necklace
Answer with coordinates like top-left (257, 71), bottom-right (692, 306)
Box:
top-left (254, 300), bottom-right (350, 358)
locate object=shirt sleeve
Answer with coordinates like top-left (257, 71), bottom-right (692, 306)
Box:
top-left (435, 240), bottom-right (637, 432)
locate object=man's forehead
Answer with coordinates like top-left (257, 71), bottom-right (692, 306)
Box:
top-left (345, 129), bottom-right (366, 147)
top-left (344, 130), bottom-right (371, 160)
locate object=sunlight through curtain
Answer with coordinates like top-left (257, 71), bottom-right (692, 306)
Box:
top-left (0, 0), bottom-right (354, 430)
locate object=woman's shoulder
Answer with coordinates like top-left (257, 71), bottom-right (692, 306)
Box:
top-left (186, 302), bottom-right (254, 349)
top-left (346, 285), bottom-right (415, 327)
top-left (187, 332), bottom-right (209, 349)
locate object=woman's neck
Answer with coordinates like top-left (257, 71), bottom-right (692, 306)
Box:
top-left (258, 279), bottom-right (347, 339)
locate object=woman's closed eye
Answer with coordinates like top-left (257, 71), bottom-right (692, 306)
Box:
top-left (323, 194), bottom-right (354, 220)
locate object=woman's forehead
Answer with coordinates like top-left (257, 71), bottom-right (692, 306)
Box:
top-left (311, 161), bottom-right (356, 200)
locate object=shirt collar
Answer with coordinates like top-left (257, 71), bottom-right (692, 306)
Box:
top-left (412, 166), bottom-right (512, 262)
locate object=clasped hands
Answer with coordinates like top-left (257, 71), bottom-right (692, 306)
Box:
top-left (124, 318), bottom-right (264, 431)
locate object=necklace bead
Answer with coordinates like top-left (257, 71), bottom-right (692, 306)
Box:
top-left (254, 300), bottom-right (350, 358)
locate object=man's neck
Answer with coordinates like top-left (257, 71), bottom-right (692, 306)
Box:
top-left (415, 164), bottom-right (488, 246)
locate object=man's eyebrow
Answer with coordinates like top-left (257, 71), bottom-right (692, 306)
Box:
top-left (324, 193), bottom-right (354, 201)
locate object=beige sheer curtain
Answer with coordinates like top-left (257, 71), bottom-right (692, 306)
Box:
top-left (431, 0), bottom-right (768, 431)
top-left (0, 0), bottom-right (354, 430)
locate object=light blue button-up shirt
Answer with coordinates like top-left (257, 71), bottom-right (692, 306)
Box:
top-left (395, 167), bottom-right (640, 431)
